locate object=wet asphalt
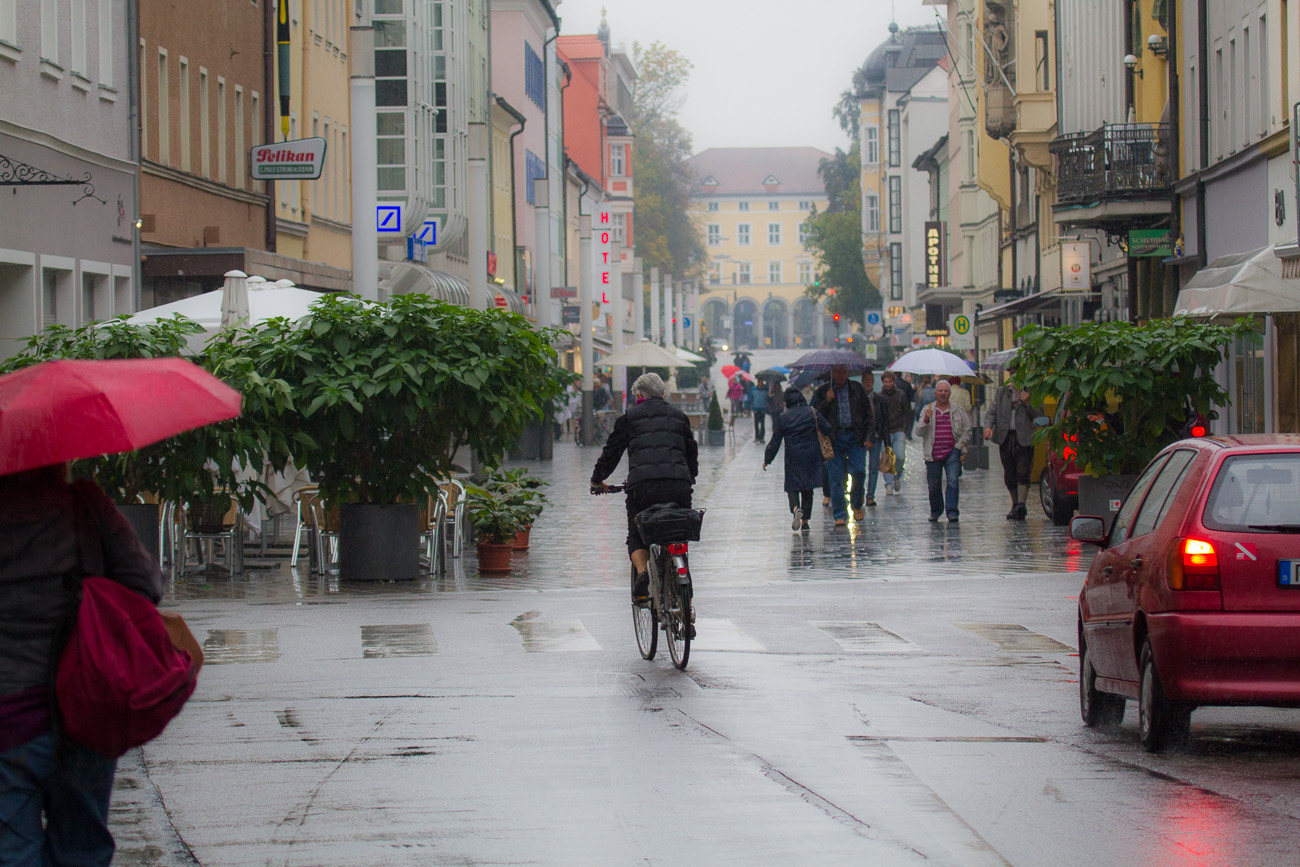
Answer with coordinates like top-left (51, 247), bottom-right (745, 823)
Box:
top-left (106, 356), bottom-right (1300, 867)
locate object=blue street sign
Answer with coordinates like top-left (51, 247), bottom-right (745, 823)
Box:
top-left (866, 311), bottom-right (881, 325)
top-left (683, 317), bottom-right (691, 328)
top-left (377, 204), bottom-right (402, 234)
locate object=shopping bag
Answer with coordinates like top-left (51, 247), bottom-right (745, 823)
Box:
top-left (816, 428), bottom-right (835, 461)
top-left (880, 446), bottom-right (897, 475)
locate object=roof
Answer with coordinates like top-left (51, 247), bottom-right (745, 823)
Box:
top-left (687, 147), bottom-right (832, 196)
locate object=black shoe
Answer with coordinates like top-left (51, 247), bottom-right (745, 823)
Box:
top-left (632, 571), bottom-right (649, 601)
top-left (948, 515), bottom-right (959, 523)
top-left (1006, 507), bottom-right (1019, 520)
top-left (929, 514), bottom-right (941, 522)
top-left (1015, 503), bottom-right (1028, 520)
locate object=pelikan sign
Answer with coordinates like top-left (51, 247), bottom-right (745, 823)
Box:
top-left (249, 137), bottom-right (327, 180)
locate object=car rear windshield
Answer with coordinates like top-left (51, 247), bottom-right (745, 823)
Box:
top-left (1203, 453), bottom-right (1300, 533)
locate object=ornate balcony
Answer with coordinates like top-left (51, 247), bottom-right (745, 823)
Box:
top-left (1050, 123), bottom-right (1172, 225)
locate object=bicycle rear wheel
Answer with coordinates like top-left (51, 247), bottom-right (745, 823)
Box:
top-left (663, 558), bottom-right (692, 670)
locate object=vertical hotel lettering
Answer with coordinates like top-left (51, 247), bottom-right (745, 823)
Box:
top-left (595, 206), bottom-right (613, 309)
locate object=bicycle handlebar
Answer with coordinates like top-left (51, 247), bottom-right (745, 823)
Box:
top-left (591, 483), bottom-right (625, 495)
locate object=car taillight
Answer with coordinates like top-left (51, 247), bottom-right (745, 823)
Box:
top-left (1167, 537), bottom-right (1221, 590)
top-left (1189, 424), bottom-right (1207, 437)
top-left (667, 542), bottom-right (688, 555)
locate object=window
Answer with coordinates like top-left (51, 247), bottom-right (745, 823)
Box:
top-left (613, 213), bottom-right (626, 247)
top-left (737, 223), bottom-right (751, 246)
top-left (798, 261), bottom-right (812, 285)
top-left (376, 111), bottom-right (405, 191)
top-left (234, 87), bottom-right (244, 188)
top-left (525, 148), bottom-right (544, 204)
top-left (707, 202), bottom-right (719, 212)
top-left (738, 262), bottom-right (751, 284)
top-left (1035, 31), bottom-right (1049, 91)
top-left (311, 114), bottom-right (319, 214)
top-left (888, 176), bottom-right (902, 233)
top-left (1259, 14), bottom-right (1269, 137)
top-left (738, 201), bottom-right (750, 212)
top-left (887, 110), bottom-right (901, 167)
top-left (864, 126), bottom-right (879, 166)
top-left (71, 0), bottom-right (85, 74)
top-left (865, 193), bottom-right (880, 232)
top-left (768, 201), bottom-right (780, 211)
top-left (1130, 450), bottom-right (1197, 539)
top-left (1204, 454), bottom-right (1300, 531)
top-left (798, 200), bottom-right (812, 210)
top-left (199, 68), bottom-right (210, 177)
top-left (768, 223), bottom-right (781, 245)
top-left (524, 41), bottom-right (545, 109)
top-left (610, 143), bottom-right (625, 176)
top-left (1, 0), bottom-right (17, 48)
top-left (768, 261), bottom-right (782, 284)
top-left (890, 242), bottom-right (903, 300)
top-left (157, 50), bottom-right (169, 165)
top-left (965, 130), bottom-right (976, 181)
top-left (798, 222), bottom-right (809, 246)
top-left (707, 223), bottom-right (721, 246)
top-left (216, 77), bottom-right (226, 182)
top-left (1108, 455), bottom-right (1171, 545)
top-left (41, 0), bottom-right (56, 60)
top-left (178, 57), bottom-right (189, 171)
top-left (709, 262), bottom-right (721, 285)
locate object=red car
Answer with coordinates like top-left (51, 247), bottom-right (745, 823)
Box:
top-left (1071, 435), bottom-right (1300, 751)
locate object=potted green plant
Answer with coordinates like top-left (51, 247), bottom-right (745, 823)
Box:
top-left (260, 293), bottom-right (566, 581)
top-left (479, 467), bottom-right (549, 550)
top-left (705, 391), bottom-right (726, 446)
top-left (463, 481), bottom-right (534, 572)
top-left (1015, 316), bottom-right (1259, 524)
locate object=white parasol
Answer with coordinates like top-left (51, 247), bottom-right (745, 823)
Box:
top-left (595, 339), bottom-right (686, 369)
top-left (219, 270), bottom-right (251, 329)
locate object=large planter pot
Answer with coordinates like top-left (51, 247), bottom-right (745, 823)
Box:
top-left (706, 428), bottom-right (726, 447)
top-left (338, 503), bottom-right (420, 581)
top-left (1078, 474), bottom-right (1139, 533)
top-left (964, 443), bottom-right (990, 471)
top-left (117, 503), bottom-right (161, 569)
top-left (512, 527), bottom-right (531, 551)
top-left (509, 418), bottom-right (555, 461)
top-left (476, 541), bottom-right (514, 572)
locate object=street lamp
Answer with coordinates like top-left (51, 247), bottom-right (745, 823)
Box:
top-left (1123, 54), bottom-right (1143, 79)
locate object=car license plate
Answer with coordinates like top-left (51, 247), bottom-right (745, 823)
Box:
top-left (1279, 560), bottom-right (1300, 587)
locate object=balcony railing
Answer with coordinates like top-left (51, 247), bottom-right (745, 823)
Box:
top-left (1050, 123), bottom-right (1171, 206)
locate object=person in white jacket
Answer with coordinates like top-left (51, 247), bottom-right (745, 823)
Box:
top-left (916, 380), bottom-right (973, 523)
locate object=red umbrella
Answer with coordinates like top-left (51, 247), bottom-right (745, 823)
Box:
top-left (0, 358), bottom-right (242, 476)
top-left (721, 364), bottom-right (741, 379)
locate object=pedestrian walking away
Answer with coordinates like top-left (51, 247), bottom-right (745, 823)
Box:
top-left (749, 380), bottom-right (769, 441)
top-left (896, 373), bottom-right (918, 439)
top-left (764, 386), bottom-right (833, 531)
top-left (878, 371), bottom-right (912, 495)
top-left (590, 373), bottom-right (699, 602)
top-left (811, 364), bottom-right (874, 526)
top-left (727, 376), bottom-right (746, 419)
top-left (0, 465), bottom-right (165, 867)
top-left (859, 369), bottom-right (891, 507)
top-left (984, 375), bottom-right (1038, 519)
top-left (766, 379), bottom-right (784, 437)
top-left (917, 380), bottom-right (974, 522)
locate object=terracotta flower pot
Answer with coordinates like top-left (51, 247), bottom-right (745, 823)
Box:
top-left (476, 541), bottom-right (514, 572)
top-left (512, 526), bottom-right (531, 551)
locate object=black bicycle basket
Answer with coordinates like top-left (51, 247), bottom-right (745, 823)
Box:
top-left (634, 503), bottom-right (705, 545)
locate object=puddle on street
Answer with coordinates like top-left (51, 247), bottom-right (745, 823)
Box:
top-left (956, 623), bottom-right (1073, 653)
top-left (813, 621), bottom-right (919, 653)
top-left (510, 612), bottom-right (600, 652)
top-left (362, 623), bottom-right (439, 657)
top-left (202, 629), bottom-right (281, 663)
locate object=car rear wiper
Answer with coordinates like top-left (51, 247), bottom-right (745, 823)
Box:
top-left (1247, 524), bottom-right (1300, 533)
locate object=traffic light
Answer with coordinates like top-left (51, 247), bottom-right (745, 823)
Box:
top-left (832, 313), bottom-right (840, 322)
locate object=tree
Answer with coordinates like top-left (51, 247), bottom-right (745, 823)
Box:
top-left (631, 42), bottom-right (705, 280)
top-left (800, 143), bottom-right (880, 326)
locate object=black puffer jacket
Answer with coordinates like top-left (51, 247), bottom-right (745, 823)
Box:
top-left (592, 397), bottom-right (699, 488)
top-left (764, 388), bottom-right (831, 493)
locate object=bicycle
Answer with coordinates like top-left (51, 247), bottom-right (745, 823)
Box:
top-left (575, 411), bottom-right (615, 446)
top-left (593, 483), bottom-right (701, 670)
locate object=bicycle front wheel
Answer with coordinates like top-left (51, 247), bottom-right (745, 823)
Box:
top-left (664, 569), bottom-right (692, 670)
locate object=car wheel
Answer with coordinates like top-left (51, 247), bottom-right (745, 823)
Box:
top-left (1080, 639), bottom-right (1125, 728)
top-left (1138, 638), bottom-right (1191, 752)
top-left (1041, 471), bottom-right (1073, 526)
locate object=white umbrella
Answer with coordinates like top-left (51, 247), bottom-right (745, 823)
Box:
top-left (219, 270), bottom-right (250, 329)
top-left (596, 339), bottom-right (684, 369)
top-left (128, 281), bottom-right (327, 331)
top-left (668, 344), bottom-right (707, 363)
top-left (888, 347), bottom-right (981, 380)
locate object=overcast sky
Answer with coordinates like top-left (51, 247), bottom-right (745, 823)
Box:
top-left (553, 0), bottom-right (941, 155)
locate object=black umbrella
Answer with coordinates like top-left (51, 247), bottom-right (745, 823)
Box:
top-left (754, 368), bottom-right (787, 383)
top-left (789, 369), bottom-right (828, 390)
top-left (788, 348), bottom-right (871, 372)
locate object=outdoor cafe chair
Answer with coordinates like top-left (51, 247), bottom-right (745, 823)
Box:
top-left (305, 491), bottom-right (340, 576)
top-left (290, 484), bottom-right (319, 570)
top-left (436, 478), bottom-right (468, 561)
top-left (419, 491), bottom-right (449, 575)
top-left (174, 494), bottom-right (245, 578)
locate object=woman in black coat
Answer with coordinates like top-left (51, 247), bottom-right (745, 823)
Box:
top-left (763, 386), bottom-right (832, 531)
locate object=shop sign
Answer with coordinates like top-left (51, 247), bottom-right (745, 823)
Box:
top-left (250, 137), bottom-right (326, 180)
top-left (1061, 242), bottom-right (1092, 292)
top-left (1128, 229), bottom-right (1172, 258)
top-left (924, 221), bottom-right (947, 289)
top-left (948, 314), bottom-right (974, 350)
top-left (551, 286), bottom-right (577, 299)
top-left (561, 305), bottom-right (581, 324)
top-left (593, 205), bottom-right (613, 309)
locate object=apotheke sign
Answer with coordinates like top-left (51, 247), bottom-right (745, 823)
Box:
top-left (250, 137), bottom-right (327, 180)
top-left (924, 221), bottom-right (946, 289)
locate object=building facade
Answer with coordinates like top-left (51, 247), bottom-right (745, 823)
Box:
top-left (0, 0), bottom-right (139, 356)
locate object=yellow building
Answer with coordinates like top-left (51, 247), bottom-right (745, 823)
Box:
top-left (687, 148), bottom-right (833, 349)
top-left (272, 0), bottom-right (353, 286)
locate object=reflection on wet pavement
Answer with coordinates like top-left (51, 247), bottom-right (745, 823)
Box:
top-left (361, 624), bottom-right (438, 657)
top-left (201, 629), bottom-right (280, 664)
top-left (510, 611), bottom-right (600, 652)
top-left (813, 621), bottom-right (920, 653)
top-left (956, 623), bottom-right (1075, 654)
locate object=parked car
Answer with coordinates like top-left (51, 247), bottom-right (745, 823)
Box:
top-left (1040, 392), bottom-right (1216, 526)
top-left (1071, 435), bottom-right (1300, 751)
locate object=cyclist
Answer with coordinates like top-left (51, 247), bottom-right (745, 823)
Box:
top-left (590, 372), bottom-right (698, 602)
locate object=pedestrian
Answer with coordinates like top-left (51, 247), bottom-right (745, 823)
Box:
top-left (946, 376), bottom-right (973, 414)
top-left (917, 379), bottom-right (974, 522)
top-left (811, 364), bottom-right (874, 526)
top-left (697, 377), bottom-right (714, 413)
top-left (727, 376), bottom-right (745, 419)
top-left (665, 372), bottom-right (679, 402)
top-left (860, 369), bottom-right (891, 507)
top-left (896, 373), bottom-right (918, 439)
top-left (983, 373), bottom-right (1038, 519)
top-left (914, 376), bottom-right (935, 423)
top-left (590, 372), bottom-right (699, 602)
top-left (0, 463), bottom-right (164, 866)
top-left (766, 379), bottom-right (784, 436)
top-left (764, 386), bottom-right (833, 531)
top-left (593, 374), bottom-right (612, 412)
top-left (878, 371), bottom-right (912, 495)
top-left (749, 379), bottom-right (769, 441)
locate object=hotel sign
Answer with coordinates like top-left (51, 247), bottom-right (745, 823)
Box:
top-left (249, 137), bottom-right (326, 180)
top-left (593, 205), bottom-right (613, 309)
top-left (924, 221), bottom-right (946, 289)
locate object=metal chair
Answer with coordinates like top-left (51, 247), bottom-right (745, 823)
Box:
top-left (419, 491), bottom-right (449, 575)
top-left (305, 492), bottom-right (339, 576)
top-left (290, 484), bottom-right (319, 569)
top-left (436, 479), bottom-right (468, 560)
top-left (174, 495), bottom-right (244, 578)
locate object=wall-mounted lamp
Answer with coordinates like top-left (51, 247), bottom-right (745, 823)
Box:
top-left (1123, 54), bottom-right (1143, 78)
top-left (1147, 34), bottom-right (1167, 57)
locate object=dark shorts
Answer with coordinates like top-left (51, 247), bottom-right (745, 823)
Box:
top-left (625, 481), bottom-right (693, 555)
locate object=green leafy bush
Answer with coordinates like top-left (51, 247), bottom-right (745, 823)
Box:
top-left (1014, 317), bottom-right (1259, 475)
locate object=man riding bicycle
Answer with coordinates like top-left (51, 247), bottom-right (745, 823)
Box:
top-left (590, 372), bottom-right (698, 602)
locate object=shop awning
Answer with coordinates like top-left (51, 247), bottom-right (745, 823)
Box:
top-left (1174, 246), bottom-right (1300, 318)
top-left (976, 287), bottom-right (1071, 324)
top-left (379, 261), bottom-right (471, 307)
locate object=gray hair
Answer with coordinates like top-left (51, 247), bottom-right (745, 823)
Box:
top-left (631, 372), bottom-right (667, 400)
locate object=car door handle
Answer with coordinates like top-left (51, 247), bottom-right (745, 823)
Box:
top-left (1130, 556), bottom-right (1143, 568)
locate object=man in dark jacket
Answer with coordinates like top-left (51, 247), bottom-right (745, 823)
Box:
top-left (860, 369), bottom-right (891, 507)
top-left (763, 387), bottom-right (832, 531)
top-left (879, 371), bottom-right (912, 494)
top-left (591, 372), bottom-right (699, 601)
top-left (810, 364), bottom-right (874, 526)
